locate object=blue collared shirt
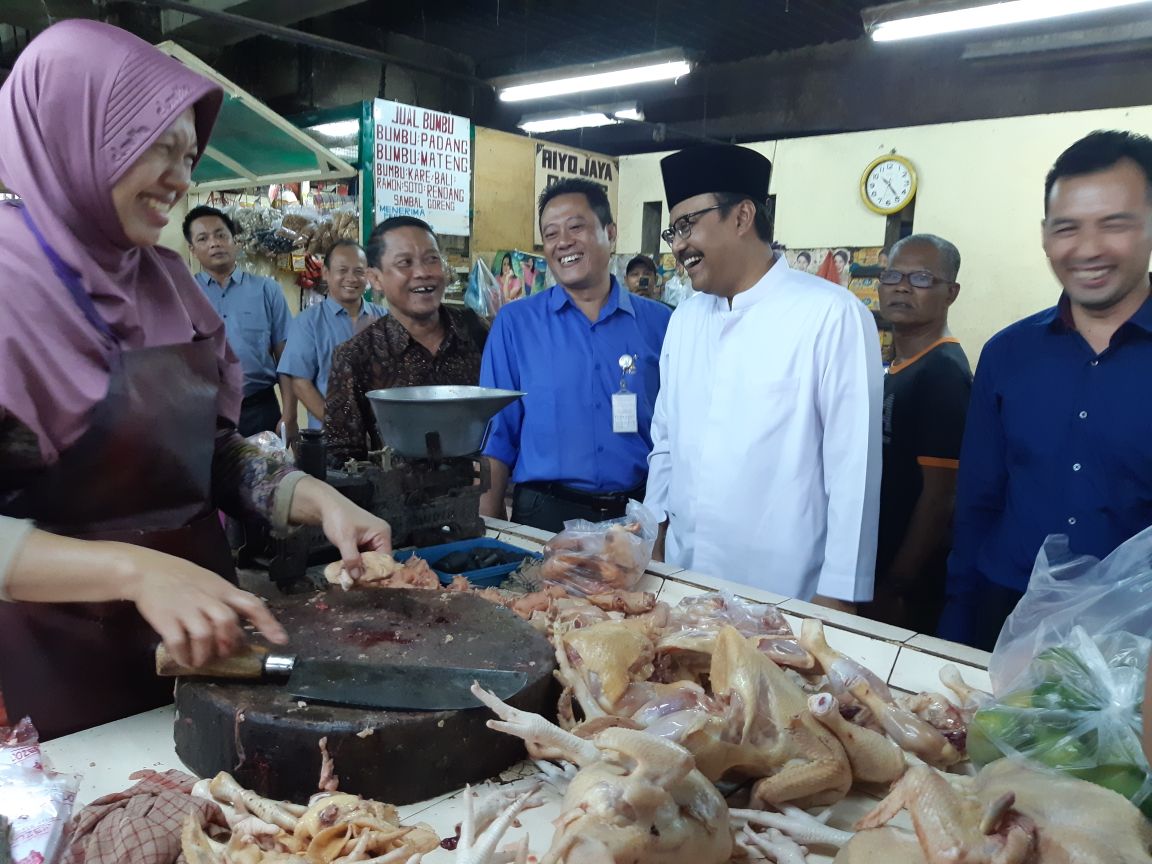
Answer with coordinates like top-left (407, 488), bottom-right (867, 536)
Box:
top-left (943, 294), bottom-right (1152, 639)
top-left (277, 297), bottom-right (387, 428)
top-left (195, 268), bottom-right (292, 396)
top-left (481, 278), bottom-right (672, 492)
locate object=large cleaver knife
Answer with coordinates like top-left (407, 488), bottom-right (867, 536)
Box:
top-left (155, 644), bottom-right (527, 711)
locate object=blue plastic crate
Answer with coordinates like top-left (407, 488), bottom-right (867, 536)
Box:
top-left (393, 537), bottom-right (542, 588)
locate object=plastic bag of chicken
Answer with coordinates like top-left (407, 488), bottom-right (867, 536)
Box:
top-left (539, 500), bottom-right (658, 596)
top-left (971, 625), bottom-right (1152, 816)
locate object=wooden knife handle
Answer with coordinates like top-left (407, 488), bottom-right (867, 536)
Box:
top-left (155, 643), bottom-right (269, 678)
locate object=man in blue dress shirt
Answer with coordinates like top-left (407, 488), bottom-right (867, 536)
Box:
top-left (479, 178), bottom-right (672, 532)
top-left (277, 240), bottom-right (385, 429)
top-left (185, 205), bottom-right (297, 439)
top-left (941, 130), bottom-right (1152, 649)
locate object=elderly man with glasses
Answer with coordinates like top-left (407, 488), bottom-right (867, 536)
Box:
top-left (858, 234), bottom-right (971, 633)
top-left (646, 144), bottom-right (883, 610)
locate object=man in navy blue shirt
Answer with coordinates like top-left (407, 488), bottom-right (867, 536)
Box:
top-left (941, 130), bottom-right (1152, 649)
top-left (479, 179), bottom-right (672, 531)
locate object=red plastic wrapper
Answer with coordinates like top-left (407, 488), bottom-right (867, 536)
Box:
top-left (1, 717), bottom-right (79, 864)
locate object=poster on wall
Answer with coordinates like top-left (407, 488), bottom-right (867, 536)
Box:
top-left (490, 250), bottom-right (547, 302)
top-left (372, 98), bottom-right (471, 235)
top-left (533, 142), bottom-right (619, 245)
top-left (784, 246), bottom-right (886, 310)
top-left (785, 245), bottom-right (892, 361)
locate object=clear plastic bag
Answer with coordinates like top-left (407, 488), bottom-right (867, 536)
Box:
top-left (992, 526), bottom-right (1152, 694)
top-left (662, 592), bottom-right (794, 641)
top-left (971, 626), bottom-right (1152, 815)
top-left (540, 500), bottom-right (658, 595)
top-left (465, 255), bottom-right (503, 319)
top-left (0, 718), bottom-right (79, 864)
top-left (245, 429), bottom-right (294, 464)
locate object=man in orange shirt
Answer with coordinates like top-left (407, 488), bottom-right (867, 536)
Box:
top-left (860, 234), bottom-right (972, 633)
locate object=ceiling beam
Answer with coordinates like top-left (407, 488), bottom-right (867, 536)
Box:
top-left (128, 0), bottom-right (493, 89)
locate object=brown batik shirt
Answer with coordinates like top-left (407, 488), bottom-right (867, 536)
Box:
top-left (324, 305), bottom-right (489, 464)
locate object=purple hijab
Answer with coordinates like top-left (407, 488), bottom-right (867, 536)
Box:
top-left (0, 19), bottom-right (242, 462)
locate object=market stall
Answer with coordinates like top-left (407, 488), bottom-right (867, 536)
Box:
top-left (154, 42), bottom-right (361, 311)
top-left (36, 516), bottom-right (996, 864)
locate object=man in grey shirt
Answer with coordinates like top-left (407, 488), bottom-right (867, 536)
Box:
top-left (185, 205), bottom-right (297, 439)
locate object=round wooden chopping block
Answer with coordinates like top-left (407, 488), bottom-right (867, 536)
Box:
top-left (174, 588), bottom-right (557, 804)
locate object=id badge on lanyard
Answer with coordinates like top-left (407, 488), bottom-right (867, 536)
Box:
top-left (612, 353), bottom-right (639, 434)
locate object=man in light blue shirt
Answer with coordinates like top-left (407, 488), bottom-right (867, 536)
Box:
top-left (185, 205), bottom-right (296, 438)
top-left (479, 178), bottom-right (672, 532)
top-left (278, 240), bottom-right (385, 429)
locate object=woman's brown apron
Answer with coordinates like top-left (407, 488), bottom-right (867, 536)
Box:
top-left (0, 206), bottom-right (234, 739)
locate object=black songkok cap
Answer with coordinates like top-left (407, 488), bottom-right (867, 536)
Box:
top-left (660, 144), bottom-right (772, 210)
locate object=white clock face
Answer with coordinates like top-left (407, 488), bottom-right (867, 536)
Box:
top-left (866, 160), bottom-right (914, 211)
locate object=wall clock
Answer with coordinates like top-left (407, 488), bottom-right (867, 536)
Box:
top-left (861, 154), bottom-right (917, 215)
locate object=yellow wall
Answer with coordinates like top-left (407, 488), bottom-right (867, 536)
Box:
top-left (616, 105), bottom-right (1152, 362)
top-left (472, 126), bottom-right (539, 252)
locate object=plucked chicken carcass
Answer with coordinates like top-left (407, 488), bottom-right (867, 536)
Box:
top-left (655, 592), bottom-right (816, 676)
top-left (471, 682), bottom-right (733, 864)
top-left (800, 619), bottom-right (963, 768)
top-left (836, 759), bottom-right (1152, 864)
top-left (682, 625), bottom-right (855, 808)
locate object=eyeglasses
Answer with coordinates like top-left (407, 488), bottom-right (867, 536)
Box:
top-left (661, 205), bottom-right (724, 244)
top-left (878, 269), bottom-right (951, 289)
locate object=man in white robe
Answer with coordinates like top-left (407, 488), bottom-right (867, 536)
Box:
top-left (646, 144), bottom-right (883, 609)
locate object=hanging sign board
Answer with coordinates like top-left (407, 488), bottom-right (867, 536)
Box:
top-left (372, 98), bottom-right (471, 235)
top-left (533, 142), bottom-right (619, 244)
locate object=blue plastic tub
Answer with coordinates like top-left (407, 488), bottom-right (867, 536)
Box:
top-left (393, 537), bottom-right (542, 588)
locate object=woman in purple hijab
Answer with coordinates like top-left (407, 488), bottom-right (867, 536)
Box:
top-left (0, 20), bottom-right (392, 739)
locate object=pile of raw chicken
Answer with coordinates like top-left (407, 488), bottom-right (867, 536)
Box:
top-left (209, 556), bottom-right (1152, 863)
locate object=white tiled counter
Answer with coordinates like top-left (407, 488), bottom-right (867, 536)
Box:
top-left (43, 516), bottom-right (989, 863)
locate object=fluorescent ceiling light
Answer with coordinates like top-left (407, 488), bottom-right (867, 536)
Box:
top-left (870, 0), bottom-right (1152, 41)
top-left (518, 112), bottom-right (621, 133)
top-left (308, 119), bottom-right (360, 137)
top-left (499, 59), bottom-right (690, 102)
top-left (517, 103), bottom-right (644, 134)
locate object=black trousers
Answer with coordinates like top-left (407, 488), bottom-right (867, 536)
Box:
top-left (511, 482), bottom-right (644, 533)
top-left (970, 580), bottom-right (1027, 651)
top-left (238, 386), bottom-right (281, 437)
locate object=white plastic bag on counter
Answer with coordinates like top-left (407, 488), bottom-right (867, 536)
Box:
top-left (540, 500), bottom-right (658, 595)
top-left (992, 525), bottom-right (1152, 695)
top-left (973, 626), bottom-right (1152, 816)
top-left (1, 717), bottom-right (79, 864)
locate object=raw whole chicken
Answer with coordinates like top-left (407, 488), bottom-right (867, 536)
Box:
top-left (836, 759), bottom-right (1152, 864)
top-left (471, 682), bottom-right (733, 864)
top-left (800, 619), bottom-right (963, 768)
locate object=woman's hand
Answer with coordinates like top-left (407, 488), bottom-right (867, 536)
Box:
top-left (119, 545), bottom-right (288, 668)
top-left (288, 476), bottom-right (392, 582)
top-left (7, 530), bottom-right (288, 669)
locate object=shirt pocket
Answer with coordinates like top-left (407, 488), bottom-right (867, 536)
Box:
top-left (238, 311), bottom-right (271, 347)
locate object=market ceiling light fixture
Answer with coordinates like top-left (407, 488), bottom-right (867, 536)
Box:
top-left (496, 50), bottom-right (690, 102)
top-left (865, 0), bottom-right (1152, 42)
top-left (308, 119), bottom-right (360, 138)
top-left (517, 104), bottom-right (645, 134)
